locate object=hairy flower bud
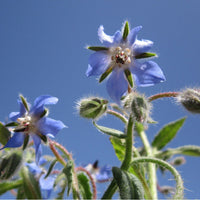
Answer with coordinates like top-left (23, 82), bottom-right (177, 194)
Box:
top-left (170, 156), bottom-right (186, 166)
top-left (176, 88), bottom-right (200, 113)
top-left (77, 97), bottom-right (108, 119)
top-left (122, 92), bottom-right (151, 123)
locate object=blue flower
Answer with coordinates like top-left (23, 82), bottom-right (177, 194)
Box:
top-left (26, 158), bottom-right (56, 199)
top-left (86, 22), bottom-right (166, 103)
top-left (1, 95), bottom-right (66, 163)
top-left (84, 160), bottom-right (112, 182)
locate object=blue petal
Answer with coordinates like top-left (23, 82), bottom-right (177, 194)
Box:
top-left (131, 61), bottom-right (166, 86)
top-left (37, 117), bottom-right (66, 137)
top-left (133, 39), bottom-right (153, 54)
top-left (98, 25), bottom-right (114, 47)
top-left (26, 162), bottom-right (42, 174)
top-left (106, 69), bottom-right (128, 104)
top-left (9, 99), bottom-right (27, 121)
top-left (30, 95), bottom-right (58, 117)
top-left (40, 174), bottom-right (55, 199)
top-left (113, 30), bottom-right (122, 44)
top-left (31, 134), bottom-right (42, 164)
top-left (128, 26), bottom-right (142, 46)
top-left (86, 51), bottom-right (110, 77)
top-left (0, 132), bottom-right (24, 149)
top-left (96, 165), bottom-right (112, 181)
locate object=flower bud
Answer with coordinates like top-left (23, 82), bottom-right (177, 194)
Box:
top-left (177, 88), bottom-right (200, 113)
top-left (159, 185), bottom-right (175, 195)
top-left (170, 156), bottom-right (186, 166)
top-left (77, 97), bottom-right (108, 119)
top-left (122, 92), bottom-right (151, 123)
top-left (0, 150), bottom-right (23, 180)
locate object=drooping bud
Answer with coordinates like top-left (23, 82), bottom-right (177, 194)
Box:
top-left (176, 88), bottom-right (200, 113)
top-left (0, 150), bottom-right (23, 180)
top-left (122, 92), bottom-right (151, 123)
top-left (77, 97), bottom-right (108, 119)
top-left (170, 156), bottom-right (186, 166)
top-left (158, 185), bottom-right (175, 196)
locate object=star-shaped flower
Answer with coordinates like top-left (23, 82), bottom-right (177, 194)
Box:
top-left (86, 21), bottom-right (166, 103)
top-left (1, 95), bottom-right (66, 163)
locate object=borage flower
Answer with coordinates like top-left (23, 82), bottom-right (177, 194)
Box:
top-left (84, 160), bottom-right (112, 182)
top-left (86, 21), bottom-right (166, 103)
top-left (1, 95), bottom-right (66, 163)
top-left (26, 158), bottom-right (56, 199)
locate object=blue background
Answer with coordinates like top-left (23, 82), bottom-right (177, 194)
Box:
top-left (0, 0), bottom-right (200, 199)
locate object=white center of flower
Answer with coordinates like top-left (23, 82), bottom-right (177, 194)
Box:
top-left (111, 46), bottom-right (132, 66)
top-left (16, 115), bottom-right (36, 133)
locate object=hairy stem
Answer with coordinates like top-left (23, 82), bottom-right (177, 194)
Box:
top-left (102, 115), bottom-right (134, 199)
top-left (76, 167), bottom-right (97, 200)
top-left (148, 92), bottom-right (179, 102)
top-left (131, 157), bottom-right (184, 199)
top-left (137, 130), bottom-right (157, 200)
top-left (106, 109), bottom-right (128, 124)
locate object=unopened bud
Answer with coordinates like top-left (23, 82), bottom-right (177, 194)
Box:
top-left (122, 92), bottom-right (151, 123)
top-left (0, 150), bottom-right (23, 180)
top-left (77, 97), bottom-right (108, 119)
top-left (177, 88), bottom-right (200, 113)
top-left (170, 156), bottom-right (186, 166)
top-left (159, 185), bottom-right (175, 195)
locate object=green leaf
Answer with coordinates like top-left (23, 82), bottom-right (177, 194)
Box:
top-left (77, 173), bottom-right (92, 199)
top-left (44, 159), bottom-right (57, 179)
top-left (123, 21), bottom-right (130, 40)
top-left (99, 66), bottom-right (113, 83)
top-left (110, 137), bottom-right (125, 161)
top-left (158, 145), bottom-right (200, 158)
top-left (0, 122), bottom-right (11, 145)
top-left (112, 167), bottom-right (144, 199)
top-left (93, 121), bottom-right (126, 139)
top-left (87, 46), bottom-right (109, 51)
top-left (21, 167), bottom-right (42, 199)
top-left (124, 69), bottom-right (133, 87)
top-left (0, 179), bottom-right (23, 195)
top-left (62, 160), bottom-right (73, 196)
top-left (152, 117), bottom-right (186, 150)
top-left (0, 151), bottom-right (23, 180)
top-left (135, 52), bottom-right (157, 59)
top-left (20, 95), bottom-right (29, 111)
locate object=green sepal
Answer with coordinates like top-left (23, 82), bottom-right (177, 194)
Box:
top-left (99, 66), bottom-right (113, 83)
top-left (77, 173), bottom-right (92, 199)
top-left (123, 21), bottom-right (130, 40)
top-left (93, 121), bottom-right (126, 139)
top-left (44, 159), bottom-right (57, 179)
top-left (62, 160), bottom-right (73, 196)
top-left (21, 166), bottom-right (42, 199)
top-left (40, 108), bottom-right (48, 118)
top-left (0, 179), bottom-right (23, 195)
top-left (0, 151), bottom-right (23, 180)
top-left (124, 69), bottom-right (133, 87)
top-left (112, 167), bottom-right (144, 199)
top-left (5, 122), bottom-right (19, 127)
top-left (0, 122), bottom-right (11, 145)
top-left (23, 134), bottom-right (29, 150)
top-left (152, 117), bottom-right (186, 150)
top-left (20, 95), bottom-right (29, 111)
top-left (135, 52), bottom-right (157, 59)
top-left (87, 46), bottom-right (109, 51)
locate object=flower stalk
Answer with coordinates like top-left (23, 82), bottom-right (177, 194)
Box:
top-left (148, 92), bottom-right (179, 102)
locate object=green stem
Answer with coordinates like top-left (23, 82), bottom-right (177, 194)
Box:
top-left (148, 92), bottom-right (179, 102)
top-left (131, 157), bottom-right (184, 199)
top-left (102, 115), bottom-right (134, 199)
top-left (106, 109), bottom-right (128, 124)
top-left (137, 129), bottom-right (157, 200)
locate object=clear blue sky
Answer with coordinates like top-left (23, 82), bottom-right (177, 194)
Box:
top-left (0, 1), bottom-right (200, 199)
